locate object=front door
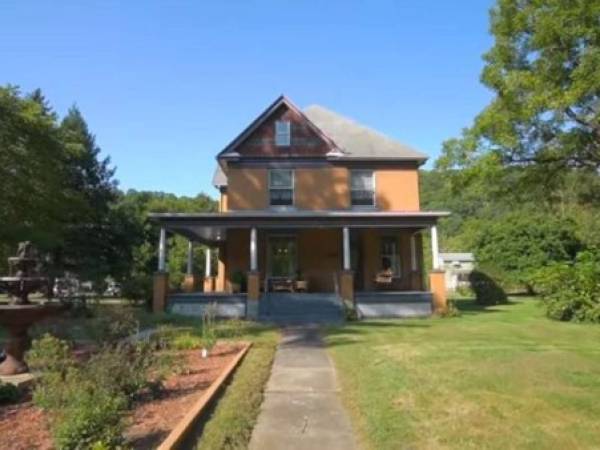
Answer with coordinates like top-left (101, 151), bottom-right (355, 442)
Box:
top-left (268, 236), bottom-right (297, 278)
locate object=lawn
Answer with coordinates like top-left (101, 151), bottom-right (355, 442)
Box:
top-left (324, 298), bottom-right (600, 450)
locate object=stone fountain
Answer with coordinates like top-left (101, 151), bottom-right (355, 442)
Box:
top-left (0, 242), bottom-right (65, 375)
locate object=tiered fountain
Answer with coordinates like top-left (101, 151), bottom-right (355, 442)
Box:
top-left (0, 242), bottom-right (65, 375)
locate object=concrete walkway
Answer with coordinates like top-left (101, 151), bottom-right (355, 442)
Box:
top-left (249, 326), bottom-right (359, 450)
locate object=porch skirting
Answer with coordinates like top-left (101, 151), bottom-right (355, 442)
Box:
top-left (168, 293), bottom-right (247, 318)
top-left (355, 291), bottom-right (433, 318)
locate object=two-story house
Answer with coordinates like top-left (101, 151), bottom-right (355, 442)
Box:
top-left (150, 96), bottom-right (449, 321)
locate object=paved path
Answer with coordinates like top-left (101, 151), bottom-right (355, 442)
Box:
top-left (249, 326), bottom-right (359, 450)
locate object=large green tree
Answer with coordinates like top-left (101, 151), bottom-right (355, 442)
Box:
top-left (0, 86), bottom-right (75, 267)
top-left (440, 0), bottom-right (600, 173)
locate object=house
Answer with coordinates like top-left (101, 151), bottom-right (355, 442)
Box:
top-left (439, 253), bottom-right (475, 292)
top-left (150, 96), bottom-right (450, 321)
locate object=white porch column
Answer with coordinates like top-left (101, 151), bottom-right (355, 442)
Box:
top-left (343, 226), bottom-right (351, 271)
top-left (410, 233), bottom-right (418, 271)
top-left (431, 225), bottom-right (440, 270)
top-left (205, 247), bottom-right (212, 277)
top-left (186, 240), bottom-right (194, 275)
top-left (158, 227), bottom-right (167, 272)
top-left (250, 227), bottom-right (258, 271)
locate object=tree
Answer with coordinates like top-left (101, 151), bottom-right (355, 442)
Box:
top-left (0, 86), bottom-right (73, 268)
top-left (53, 106), bottom-right (121, 282)
top-left (458, 0), bottom-right (600, 172)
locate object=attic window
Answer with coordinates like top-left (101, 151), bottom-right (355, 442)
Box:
top-left (275, 120), bottom-right (291, 147)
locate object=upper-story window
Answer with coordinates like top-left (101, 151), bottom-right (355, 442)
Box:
top-left (350, 170), bottom-right (375, 207)
top-left (275, 120), bottom-right (291, 147)
top-left (269, 169), bottom-right (294, 207)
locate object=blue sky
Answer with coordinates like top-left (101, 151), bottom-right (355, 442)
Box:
top-left (2, 1), bottom-right (495, 198)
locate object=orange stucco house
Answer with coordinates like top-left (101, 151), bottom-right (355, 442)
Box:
top-left (150, 96), bottom-right (449, 322)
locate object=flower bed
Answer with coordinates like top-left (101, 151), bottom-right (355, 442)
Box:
top-left (0, 341), bottom-right (247, 450)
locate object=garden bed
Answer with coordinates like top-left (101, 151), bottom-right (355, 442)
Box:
top-left (0, 341), bottom-right (247, 450)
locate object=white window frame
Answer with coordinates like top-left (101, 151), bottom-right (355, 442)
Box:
top-left (350, 170), bottom-right (376, 208)
top-left (381, 236), bottom-right (401, 277)
top-left (268, 169), bottom-right (294, 208)
top-left (275, 120), bottom-right (291, 147)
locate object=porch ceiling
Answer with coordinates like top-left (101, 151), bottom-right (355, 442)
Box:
top-left (149, 210), bottom-right (450, 244)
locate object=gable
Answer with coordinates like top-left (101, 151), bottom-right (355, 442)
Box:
top-left (219, 97), bottom-right (337, 159)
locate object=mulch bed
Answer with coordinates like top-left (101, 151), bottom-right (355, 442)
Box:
top-left (0, 341), bottom-right (244, 450)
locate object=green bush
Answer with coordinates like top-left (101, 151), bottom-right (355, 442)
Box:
top-left (29, 334), bottom-right (159, 448)
top-left (535, 250), bottom-right (600, 322)
top-left (0, 381), bottom-right (20, 404)
top-left (171, 332), bottom-right (202, 350)
top-left (85, 342), bottom-right (157, 402)
top-left (88, 308), bottom-right (139, 345)
top-left (52, 385), bottom-right (126, 450)
top-left (202, 304), bottom-right (218, 352)
top-left (27, 333), bottom-right (76, 375)
top-left (469, 270), bottom-right (508, 305)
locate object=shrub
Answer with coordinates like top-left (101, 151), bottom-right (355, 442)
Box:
top-left (88, 308), bottom-right (139, 345)
top-left (342, 299), bottom-right (358, 321)
top-left (438, 299), bottom-right (461, 318)
top-left (0, 381), bottom-right (20, 404)
top-left (85, 342), bottom-right (157, 402)
top-left (202, 304), bottom-right (218, 353)
top-left (171, 332), bottom-right (202, 350)
top-left (535, 250), bottom-right (600, 322)
top-left (52, 385), bottom-right (126, 450)
top-left (469, 270), bottom-right (508, 305)
top-left (27, 333), bottom-right (75, 375)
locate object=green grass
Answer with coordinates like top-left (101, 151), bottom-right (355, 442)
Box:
top-left (196, 326), bottom-right (278, 450)
top-left (324, 297), bottom-right (600, 450)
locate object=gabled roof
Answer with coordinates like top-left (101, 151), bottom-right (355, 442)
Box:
top-left (304, 105), bottom-right (428, 161)
top-left (216, 95), bottom-right (339, 160)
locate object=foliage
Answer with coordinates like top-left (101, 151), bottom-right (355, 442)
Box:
top-left (0, 381), bottom-right (20, 404)
top-left (29, 333), bottom-right (158, 448)
top-left (438, 298), bottom-right (461, 318)
top-left (535, 250), bottom-right (600, 322)
top-left (342, 298), bottom-right (358, 321)
top-left (202, 303), bottom-right (218, 352)
top-left (171, 332), bottom-right (203, 350)
top-left (197, 338), bottom-right (278, 450)
top-left (85, 342), bottom-right (158, 401)
top-left (27, 333), bottom-right (75, 375)
top-left (231, 270), bottom-right (245, 288)
top-left (88, 307), bottom-right (140, 345)
top-left (467, 212), bottom-right (581, 290)
top-left (439, 0), bottom-right (600, 173)
top-left (469, 270), bottom-right (508, 305)
top-left (52, 385), bottom-right (126, 450)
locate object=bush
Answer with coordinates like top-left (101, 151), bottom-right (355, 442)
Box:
top-left (469, 270), bottom-right (508, 305)
top-left (535, 250), bottom-right (600, 322)
top-left (29, 334), bottom-right (159, 448)
top-left (52, 385), bottom-right (126, 450)
top-left (202, 304), bottom-right (218, 353)
top-left (171, 332), bottom-right (202, 350)
top-left (85, 342), bottom-right (157, 402)
top-left (27, 333), bottom-right (75, 375)
top-left (0, 381), bottom-right (20, 404)
top-left (88, 308), bottom-right (140, 345)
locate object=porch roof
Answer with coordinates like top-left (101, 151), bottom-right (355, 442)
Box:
top-left (149, 210), bottom-right (450, 244)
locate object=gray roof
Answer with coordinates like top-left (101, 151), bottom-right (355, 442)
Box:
top-left (303, 105), bottom-right (428, 161)
top-left (212, 165), bottom-right (227, 188)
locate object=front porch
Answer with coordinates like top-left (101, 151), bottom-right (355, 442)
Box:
top-left (149, 210), bottom-right (450, 320)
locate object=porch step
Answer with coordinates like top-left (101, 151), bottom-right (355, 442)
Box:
top-left (355, 291), bottom-right (433, 318)
top-left (259, 293), bottom-right (344, 324)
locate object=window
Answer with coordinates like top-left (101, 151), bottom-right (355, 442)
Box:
top-left (380, 236), bottom-right (401, 276)
top-left (269, 169), bottom-right (294, 207)
top-left (350, 170), bottom-right (375, 207)
top-left (275, 120), bottom-right (291, 146)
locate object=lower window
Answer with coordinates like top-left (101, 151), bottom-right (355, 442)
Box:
top-left (380, 236), bottom-right (401, 276)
